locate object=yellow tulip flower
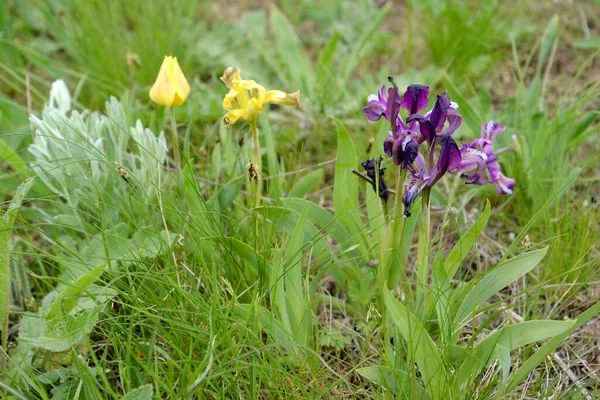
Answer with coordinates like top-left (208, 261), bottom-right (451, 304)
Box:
top-left (220, 66), bottom-right (299, 126)
top-left (149, 56), bottom-right (190, 107)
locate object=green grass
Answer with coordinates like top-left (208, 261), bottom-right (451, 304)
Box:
top-left (1, 0), bottom-right (599, 398)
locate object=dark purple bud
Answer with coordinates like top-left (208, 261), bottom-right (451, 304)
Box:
top-left (400, 84), bottom-right (430, 115)
top-left (429, 93), bottom-right (451, 131)
top-left (361, 156), bottom-right (389, 202)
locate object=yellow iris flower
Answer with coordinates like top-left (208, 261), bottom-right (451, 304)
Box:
top-left (149, 56), bottom-right (190, 107)
top-left (220, 66), bottom-right (299, 126)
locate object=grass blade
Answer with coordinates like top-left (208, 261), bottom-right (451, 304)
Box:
top-left (0, 178), bottom-right (33, 369)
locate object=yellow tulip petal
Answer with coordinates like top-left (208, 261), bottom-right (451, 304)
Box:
top-left (149, 56), bottom-right (190, 107)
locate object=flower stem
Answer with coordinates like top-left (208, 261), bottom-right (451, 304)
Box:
top-left (249, 118), bottom-right (261, 208)
top-left (383, 169), bottom-right (407, 289)
top-left (169, 107), bottom-right (181, 175)
top-left (416, 187), bottom-right (431, 301)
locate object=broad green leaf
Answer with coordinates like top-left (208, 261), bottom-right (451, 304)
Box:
top-left (121, 384), bottom-right (153, 400)
top-left (279, 197), bottom-right (363, 259)
top-left (445, 199), bottom-right (491, 278)
top-left (431, 251), bottom-right (451, 341)
top-left (496, 344), bottom-right (511, 383)
top-left (286, 204), bottom-right (311, 345)
top-left (256, 205), bottom-right (331, 265)
top-left (259, 113), bottom-right (283, 199)
top-left (0, 138), bottom-right (32, 178)
top-left (457, 320), bottom-right (575, 385)
top-left (333, 119), bottom-right (358, 218)
top-left (316, 31), bottom-right (339, 98)
top-left (365, 181), bottom-right (385, 238)
top-left (384, 290), bottom-right (447, 398)
top-left (332, 119), bottom-right (366, 248)
top-left (454, 247), bottom-right (548, 332)
top-left (503, 301), bottom-right (600, 393)
top-left (270, 250), bottom-right (293, 341)
top-left (269, 7), bottom-right (314, 97)
top-left (573, 37), bottom-right (600, 49)
top-left (537, 16), bottom-right (559, 75)
top-left (47, 263), bottom-right (107, 320)
top-left (289, 169), bottom-right (323, 199)
top-left (232, 304), bottom-right (291, 344)
top-left (19, 285), bottom-right (116, 352)
top-left (340, 2), bottom-right (391, 83)
top-left (356, 366), bottom-right (430, 398)
top-left (386, 206), bottom-right (420, 289)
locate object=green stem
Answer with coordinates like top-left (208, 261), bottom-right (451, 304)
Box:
top-left (382, 169), bottom-right (407, 290)
top-left (169, 107), bottom-right (181, 175)
top-left (416, 187), bottom-right (431, 300)
top-left (248, 118), bottom-right (261, 208)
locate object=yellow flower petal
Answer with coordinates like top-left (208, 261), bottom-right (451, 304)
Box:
top-left (220, 66), bottom-right (242, 89)
top-left (264, 90), bottom-right (300, 107)
top-left (149, 56), bottom-right (190, 107)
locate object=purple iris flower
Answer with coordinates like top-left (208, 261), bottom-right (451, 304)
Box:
top-left (379, 82), bottom-right (432, 169)
top-left (364, 78), bottom-right (515, 218)
top-left (402, 135), bottom-right (461, 216)
top-left (450, 120), bottom-right (516, 195)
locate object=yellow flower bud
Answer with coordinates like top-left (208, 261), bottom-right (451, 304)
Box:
top-left (149, 56), bottom-right (190, 107)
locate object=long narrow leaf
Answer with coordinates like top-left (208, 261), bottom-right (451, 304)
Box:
top-left (384, 290), bottom-right (447, 398)
top-left (454, 247), bottom-right (548, 334)
top-left (445, 199), bottom-right (490, 279)
top-left (456, 320), bottom-right (575, 385)
top-left (503, 301), bottom-right (600, 393)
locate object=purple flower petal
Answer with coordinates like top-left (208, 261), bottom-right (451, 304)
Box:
top-left (429, 93), bottom-right (451, 131)
top-left (402, 174), bottom-right (427, 217)
top-left (406, 114), bottom-right (436, 145)
top-left (439, 108), bottom-right (462, 136)
top-left (449, 144), bottom-right (488, 185)
top-left (386, 77), bottom-right (401, 130)
top-left (403, 139), bottom-right (419, 168)
top-left (493, 173), bottom-right (515, 195)
top-left (482, 120), bottom-right (506, 141)
top-left (383, 135), bottom-right (395, 158)
top-left (363, 101), bottom-right (386, 121)
top-left (400, 84), bottom-right (430, 115)
top-left (430, 135), bottom-right (460, 186)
